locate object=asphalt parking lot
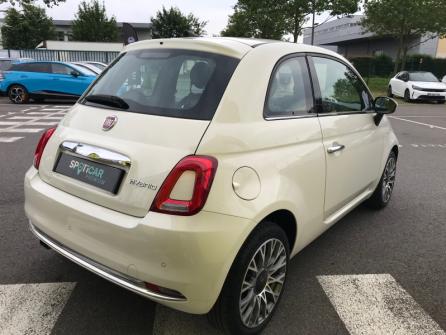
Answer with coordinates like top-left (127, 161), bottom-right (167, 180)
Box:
top-left (1, 97), bottom-right (445, 335)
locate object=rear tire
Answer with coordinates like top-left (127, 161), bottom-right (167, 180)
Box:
top-left (365, 151), bottom-right (397, 210)
top-left (208, 222), bottom-right (289, 335)
top-left (404, 89), bottom-right (411, 103)
top-left (438, 100), bottom-right (445, 104)
top-left (8, 84), bottom-right (29, 104)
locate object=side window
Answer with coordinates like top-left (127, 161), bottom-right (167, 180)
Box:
top-left (312, 57), bottom-right (371, 114)
top-left (265, 57), bottom-right (313, 118)
top-left (52, 64), bottom-right (74, 75)
top-left (0, 60), bottom-right (12, 71)
top-left (26, 63), bottom-right (51, 73)
top-left (9, 64), bottom-right (23, 71)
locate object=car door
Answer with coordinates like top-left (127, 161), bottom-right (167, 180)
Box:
top-left (50, 63), bottom-right (91, 96)
top-left (394, 72), bottom-right (408, 97)
top-left (10, 63), bottom-right (52, 94)
top-left (308, 55), bottom-right (384, 223)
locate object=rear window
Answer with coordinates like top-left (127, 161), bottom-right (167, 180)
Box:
top-left (81, 49), bottom-right (239, 120)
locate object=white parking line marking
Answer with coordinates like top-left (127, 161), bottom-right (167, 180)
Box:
top-left (0, 282), bottom-right (75, 335)
top-left (318, 274), bottom-right (445, 335)
top-left (396, 116), bottom-right (446, 118)
top-left (41, 108), bottom-right (69, 112)
top-left (410, 144), bottom-right (446, 148)
top-left (0, 137), bottom-right (24, 143)
top-left (0, 121), bottom-right (21, 126)
top-left (0, 128), bottom-right (44, 133)
top-left (390, 116), bottom-right (446, 130)
top-left (9, 116), bottom-right (42, 120)
top-left (27, 112), bottom-right (61, 115)
top-left (0, 121), bottom-right (56, 126)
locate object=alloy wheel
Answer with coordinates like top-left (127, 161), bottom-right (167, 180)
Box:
top-left (382, 156), bottom-right (396, 203)
top-left (239, 238), bottom-right (287, 328)
top-left (10, 86), bottom-right (25, 103)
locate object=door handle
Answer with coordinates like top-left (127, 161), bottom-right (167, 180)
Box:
top-left (327, 142), bottom-right (345, 154)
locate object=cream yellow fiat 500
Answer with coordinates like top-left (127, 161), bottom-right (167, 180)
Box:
top-left (25, 38), bottom-right (398, 334)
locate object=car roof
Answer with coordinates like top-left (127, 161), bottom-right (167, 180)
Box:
top-left (15, 60), bottom-right (74, 65)
top-left (123, 37), bottom-right (345, 60)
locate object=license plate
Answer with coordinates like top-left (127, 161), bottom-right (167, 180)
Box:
top-left (427, 93), bottom-right (440, 96)
top-left (54, 153), bottom-right (125, 194)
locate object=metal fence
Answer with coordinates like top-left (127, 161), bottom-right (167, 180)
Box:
top-left (0, 49), bottom-right (120, 64)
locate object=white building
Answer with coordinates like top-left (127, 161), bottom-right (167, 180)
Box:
top-left (0, 18), bottom-right (152, 48)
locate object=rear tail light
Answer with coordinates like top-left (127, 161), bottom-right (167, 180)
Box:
top-left (150, 155), bottom-right (218, 216)
top-left (33, 127), bottom-right (56, 169)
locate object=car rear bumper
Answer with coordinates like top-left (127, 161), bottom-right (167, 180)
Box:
top-left (24, 167), bottom-right (254, 314)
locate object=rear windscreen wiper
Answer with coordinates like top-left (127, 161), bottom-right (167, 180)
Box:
top-left (84, 94), bottom-right (129, 110)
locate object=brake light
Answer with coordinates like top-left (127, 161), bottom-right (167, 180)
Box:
top-left (150, 155), bottom-right (218, 216)
top-left (33, 127), bottom-right (56, 169)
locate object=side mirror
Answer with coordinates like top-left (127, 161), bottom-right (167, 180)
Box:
top-left (374, 96), bottom-right (397, 125)
top-left (71, 70), bottom-right (80, 77)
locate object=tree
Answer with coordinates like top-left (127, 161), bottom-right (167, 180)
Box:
top-left (150, 6), bottom-right (207, 38)
top-left (287, 0), bottom-right (360, 43)
top-left (362, 0), bottom-right (446, 73)
top-left (72, 0), bottom-right (118, 42)
top-left (221, 0), bottom-right (289, 40)
top-left (1, 0), bottom-right (64, 6)
top-left (221, 0), bottom-right (360, 42)
top-left (1, 3), bottom-right (55, 49)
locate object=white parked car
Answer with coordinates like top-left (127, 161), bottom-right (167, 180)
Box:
top-left (388, 71), bottom-right (446, 103)
top-left (85, 61), bottom-right (107, 71)
top-left (25, 38), bottom-right (399, 334)
top-left (71, 62), bottom-right (102, 75)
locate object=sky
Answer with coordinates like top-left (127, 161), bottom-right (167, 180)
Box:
top-left (0, 0), bottom-right (238, 36)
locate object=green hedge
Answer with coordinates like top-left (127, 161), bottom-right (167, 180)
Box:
top-left (349, 54), bottom-right (446, 79)
top-left (350, 55), bottom-right (394, 78)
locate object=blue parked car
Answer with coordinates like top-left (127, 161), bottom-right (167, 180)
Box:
top-left (0, 61), bottom-right (97, 104)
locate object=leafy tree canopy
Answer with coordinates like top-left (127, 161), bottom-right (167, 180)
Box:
top-left (221, 0), bottom-right (360, 41)
top-left (72, 0), bottom-right (118, 42)
top-left (1, 0), bottom-right (64, 6)
top-left (362, 0), bottom-right (446, 72)
top-left (1, 3), bottom-right (55, 49)
top-left (150, 6), bottom-right (207, 38)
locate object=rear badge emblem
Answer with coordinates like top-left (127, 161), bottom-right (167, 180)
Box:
top-left (103, 115), bottom-right (118, 131)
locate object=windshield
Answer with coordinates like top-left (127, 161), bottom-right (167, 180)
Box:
top-left (81, 49), bottom-right (239, 120)
top-left (409, 72), bottom-right (439, 82)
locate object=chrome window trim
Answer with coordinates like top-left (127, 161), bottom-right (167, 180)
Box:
top-left (60, 141), bottom-right (131, 170)
top-left (29, 221), bottom-right (187, 302)
top-left (264, 114), bottom-right (317, 121)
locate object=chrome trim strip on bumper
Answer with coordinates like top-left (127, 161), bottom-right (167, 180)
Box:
top-left (29, 221), bottom-right (186, 302)
top-left (60, 141), bottom-right (131, 170)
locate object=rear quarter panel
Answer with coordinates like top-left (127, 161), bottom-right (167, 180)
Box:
top-left (197, 43), bottom-right (327, 256)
